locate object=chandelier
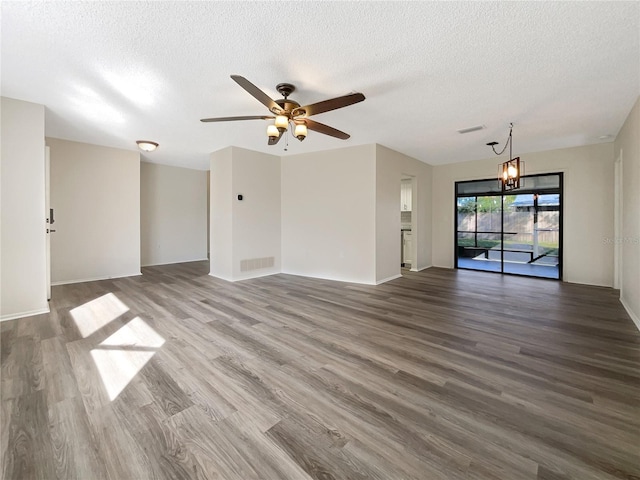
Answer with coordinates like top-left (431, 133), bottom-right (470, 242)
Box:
top-left (487, 123), bottom-right (523, 192)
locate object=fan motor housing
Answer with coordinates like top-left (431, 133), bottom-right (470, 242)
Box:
top-left (275, 99), bottom-right (301, 113)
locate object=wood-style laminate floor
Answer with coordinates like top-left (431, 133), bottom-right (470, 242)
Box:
top-left (1, 261), bottom-right (639, 480)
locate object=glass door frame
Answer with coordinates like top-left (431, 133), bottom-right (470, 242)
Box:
top-left (454, 172), bottom-right (563, 280)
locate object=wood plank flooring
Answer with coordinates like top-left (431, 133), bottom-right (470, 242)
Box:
top-left (2, 261), bottom-right (639, 480)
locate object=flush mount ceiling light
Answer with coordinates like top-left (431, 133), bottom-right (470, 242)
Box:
top-left (486, 123), bottom-right (524, 192)
top-left (201, 75), bottom-right (365, 148)
top-left (136, 140), bottom-right (158, 152)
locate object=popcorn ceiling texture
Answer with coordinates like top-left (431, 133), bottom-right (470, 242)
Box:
top-left (1, 1), bottom-right (638, 170)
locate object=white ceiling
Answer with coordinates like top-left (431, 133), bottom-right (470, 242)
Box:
top-left (2, 1), bottom-right (638, 170)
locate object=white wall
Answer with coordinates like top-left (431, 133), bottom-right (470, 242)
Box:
top-left (47, 138), bottom-right (141, 284)
top-left (209, 147), bottom-right (281, 281)
top-left (375, 145), bottom-right (432, 283)
top-left (141, 162), bottom-right (208, 266)
top-left (282, 144), bottom-right (377, 284)
top-left (432, 142), bottom-right (615, 286)
top-left (0, 97), bottom-right (48, 321)
top-left (614, 96), bottom-right (640, 328)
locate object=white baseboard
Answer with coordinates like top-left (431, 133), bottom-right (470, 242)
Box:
top-left (280, 270), bottom-right (377, 285)
top-left (141, 258), bottom-right (208, 267)
top-left (432, 264), bottom-right (454, 269)
top-left (412, 264), bottom-right (433, 272)
top-left (209, 270), bottom-right (281, 282)
top-left (232, 269), bottom-right (280, 282)
top-left (376, 274), bottom-right (402, 285)
top-left (52, 272), bottom-right (142, 286)
top-left (208, 272), bottom-right (233, 282)
top-left (620, 296), bottom-right (640, 332)
top-left (1, 306), bottom-right (50, 322)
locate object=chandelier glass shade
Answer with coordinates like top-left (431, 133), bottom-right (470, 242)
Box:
top-left (500, 157), bottom-right (521, 191)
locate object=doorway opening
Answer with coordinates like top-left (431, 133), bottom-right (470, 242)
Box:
top-left (401, 176), bottom-right (414, 269)
top-left (455, 173), bottom-right (563, 280)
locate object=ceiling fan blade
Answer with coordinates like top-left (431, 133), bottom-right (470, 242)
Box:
top-left (231, 75), bottom-right (283, 114)
top-left (293, 92), bottom-right (365, 117)
top-left (268, 134), bottom-right (282, 146)
top-left (200, 115), bottom-right (274, 122)
top-left (302, 118), bottom-right (350, 140)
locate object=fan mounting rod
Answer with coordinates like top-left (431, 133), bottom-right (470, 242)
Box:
top-left (276, 83), bottom-right (295, 99)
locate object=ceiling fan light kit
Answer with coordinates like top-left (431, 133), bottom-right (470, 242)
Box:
top-left (201, 75), bottom-right (365, 147)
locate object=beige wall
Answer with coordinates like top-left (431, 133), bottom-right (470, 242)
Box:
top-left (1, 97), bottom-right (48, 321)
top-left (375, 145), bottom-right (432, 283)
top-left (231, 147), bottom-right (281, 280)
top-left (432, 142), bottom-right (615, 287)
top-left (209, 147), bottom-right (281, 281)
top-left (614, 96), bottom-right (640, 327)
top-left (282, 144), bottom-right (377, 284)
top-left (141, 162), bottom-right (208, 266)
top-left (212, 143), bottom-right (430, 285)
top-left (209, 147), bottom-right (234, 280)
top-left (48, 138), bottom-right (141, 284)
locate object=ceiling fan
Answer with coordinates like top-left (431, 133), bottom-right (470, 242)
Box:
top-left (201, 75), bottom-right (365, 145)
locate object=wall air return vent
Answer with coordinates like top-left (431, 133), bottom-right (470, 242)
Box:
top-left (240, 257), bottom-right (275, 272)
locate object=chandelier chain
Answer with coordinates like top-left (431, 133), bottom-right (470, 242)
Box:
top-left (490, 123), bottom-right (514, 156)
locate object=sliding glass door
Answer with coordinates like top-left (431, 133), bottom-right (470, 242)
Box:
top-left (455, 173), bottom-right (562, 279)
top-left (457, 195), bottom-right (503, 272)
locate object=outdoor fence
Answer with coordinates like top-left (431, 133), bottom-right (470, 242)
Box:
top-left (457, 211), bottom-right (559, 246)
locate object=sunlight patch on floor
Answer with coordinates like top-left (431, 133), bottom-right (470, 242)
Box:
top-left (100, 316), bottom-right (165, 348)
top-left (91, 316), bottom-right (165, 401)
top-left (90, 348), bottom-right (155, 401)
top-left (70, 292), bottom-right (129, 338)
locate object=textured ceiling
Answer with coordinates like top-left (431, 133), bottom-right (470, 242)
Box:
top-left (2, 1), bottom-right (639, 170)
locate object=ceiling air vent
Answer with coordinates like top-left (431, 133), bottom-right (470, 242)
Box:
top-left (457, 125), bottom-right (486, 134)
